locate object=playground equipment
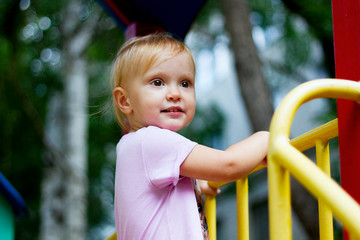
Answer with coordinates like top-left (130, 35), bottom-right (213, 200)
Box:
top-left (332, 1), bottom-right (360, 224)
top-left (100, 1), bottom-right (360, 239)
top-left (204, 79), bottom-right (360, 240)
top-left (0, 172), bottom-right (28, 240)
top-left (97, 0), bottom-right (206, 41)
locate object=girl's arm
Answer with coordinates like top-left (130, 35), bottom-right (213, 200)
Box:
top-left (180, 131), bottom-right (269, 182)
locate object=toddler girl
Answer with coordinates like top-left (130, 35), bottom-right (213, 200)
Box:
top-left (112, 33), bottom-right (269, 239)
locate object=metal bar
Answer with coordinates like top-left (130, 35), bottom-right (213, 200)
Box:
top-left (205, 194), bottom-right (217, 240)
top-left (236, 178), bottom-right (249, 240)
top-left (273, 139), bottom-right (360, 238)
top-left (105, 232), bottom-right (117, 240)
top-left (290, 119), bottom-right (338, 151)
top-left (268, 153), bottom-right (292, 240)
top-left (316, 140), bottom-right (334, 240)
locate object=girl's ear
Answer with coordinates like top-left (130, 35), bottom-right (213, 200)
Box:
top-left (113, 87), bottom-right (132, 115)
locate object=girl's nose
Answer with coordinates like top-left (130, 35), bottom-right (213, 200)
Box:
top-left (166, 86), bottom-right (181, 101)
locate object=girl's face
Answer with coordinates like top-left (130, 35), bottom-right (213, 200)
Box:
top-left (125, 49), bottom-right (196, 132)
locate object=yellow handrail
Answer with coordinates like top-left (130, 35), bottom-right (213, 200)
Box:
top-left (205, 119), bottom-right (337, 240)
top-left (206, 165), bottom-right (266, 240)
top-left (205, 79), bottom-right (360, 240)
top-left (105, 232), bottom-right (116, 240)
top-left (268, 79), bottom-right (360, 239)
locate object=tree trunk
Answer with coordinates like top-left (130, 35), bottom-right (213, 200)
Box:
top-left (40, 1), bottom-right (99, 239)
top-left (219, 0), bottom-right (273, 132)
top-left (41, 93), bottom-right (68, 240)
top-left (291, 177), bottom-right (319, 239)
top-left (219, 0), bottom-right (319, 239)
top-left (41, 58), bottom-right (89, 240)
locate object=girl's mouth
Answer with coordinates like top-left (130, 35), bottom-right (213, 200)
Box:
top-left (161, 107), bottom-right (184, 113)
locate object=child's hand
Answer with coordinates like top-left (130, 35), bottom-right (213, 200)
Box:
top-left (198, 180), bottom-right (221, 195)
top-left (261, 157), bottom-right (267, 166)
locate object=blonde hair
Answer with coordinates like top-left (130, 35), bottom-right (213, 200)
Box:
top-left (111, 33), bottom-right (195, 131)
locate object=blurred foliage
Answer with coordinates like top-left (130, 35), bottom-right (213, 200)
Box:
top-left (250, 0), bottom-right (333, 76)
top-left (249, 0), bottom-right (328, 88)
top-left (1, 0), bottom-right (52, 237)
top-left (0, 0), bottom-right (123, 238)
top-left (194, 0), bottom-right (221, 27)
top-left (180, 104), bottom-right (225, 146)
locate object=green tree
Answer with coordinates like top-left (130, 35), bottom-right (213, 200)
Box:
top-left (0, 0), bottom-right (122, 238)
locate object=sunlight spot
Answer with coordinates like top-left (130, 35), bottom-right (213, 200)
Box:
top-left (19, 0), bottom-right (31, 11)
top-left (39, 17), bottom-right (51, 30)
top-left (31, 59), bottom-right (42, 73)
top-left (41, 48), bottom-right (52, 62)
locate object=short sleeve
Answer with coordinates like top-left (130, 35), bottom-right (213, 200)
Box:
top-left (141, 126), bottom-right (197, 190)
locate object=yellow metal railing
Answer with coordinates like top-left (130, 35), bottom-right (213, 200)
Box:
top-left (205, 164), bottom-right (265, 240)
top-left (291, 119), bottom-right (338, 240)
top-left (205, 79), bottom-right (360, 240)
top-left (105, 232), bottom-right (116, 240)
top-left (268, 79), bottom-right (360, 240)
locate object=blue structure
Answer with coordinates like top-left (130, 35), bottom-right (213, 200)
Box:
top-left (97, 0), bottom-right (207, 40)
top-left (0, 172), bottom-right (28, 240)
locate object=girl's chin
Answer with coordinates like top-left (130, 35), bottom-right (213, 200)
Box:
top-left (160, 126), bottom-right (182, 132)
top-left (157, 123), bottom-right (184, 132)
top-left (147, 119), bottom-right (191, 132)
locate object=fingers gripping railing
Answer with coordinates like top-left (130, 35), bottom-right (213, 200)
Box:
top-left (205, 79), bottom-right (360, 240)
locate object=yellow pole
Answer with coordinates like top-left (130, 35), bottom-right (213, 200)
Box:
top-left (316, 140), bottom-right (334, 240)
top-left (105, 232), bottom-right (117, 240)
top-left (268, 151), bottom-right (292, 240)
top-left (236, 178), bottom-right (249, 240)
top-left (349, 232), bottom-right (360, 240)
top-left (205, 194), bottom-right (217, 240)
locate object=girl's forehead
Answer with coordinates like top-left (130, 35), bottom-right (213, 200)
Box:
top-left (121, 45), bottom-right (195, 87)
top-left (151, 48), bottom-right (194, 69)
top-left (143, 55), bottom-right (195, 81)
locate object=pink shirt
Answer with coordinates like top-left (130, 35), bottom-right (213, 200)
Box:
top-left (114, 126), bottom-right (203, 239)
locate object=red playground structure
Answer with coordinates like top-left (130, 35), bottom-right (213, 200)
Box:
top-left (332, 0), bottom-right (360, 238)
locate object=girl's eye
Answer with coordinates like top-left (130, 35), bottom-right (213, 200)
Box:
top-left (181, 81), bottom-right (191, 88)
top-left (151, 79), bottom-right (164, 87)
